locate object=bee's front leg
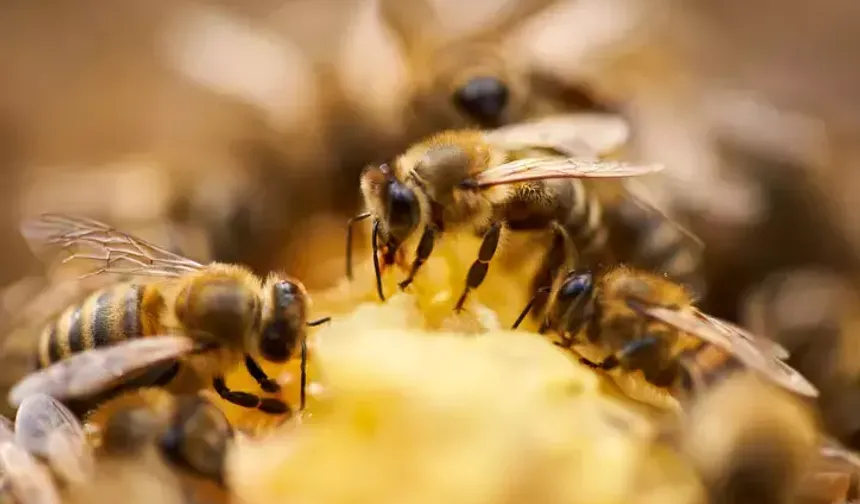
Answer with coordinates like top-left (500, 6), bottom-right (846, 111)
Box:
top-left (399, 226), bottom-right (437, 290)
top-left (244, 355), bottom-right (280, 393)
top-left (580, 336), bottom-right (659, 371)
top-left (454, 221), bottom-right (503, 312)
top-left (212, 376), bottom-right (291, 416)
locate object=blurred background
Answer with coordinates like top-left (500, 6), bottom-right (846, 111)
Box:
top-left (3, 0), bottom-right (860, 443)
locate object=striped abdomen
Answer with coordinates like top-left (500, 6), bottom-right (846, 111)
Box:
top-left (604, 197), bottom-right (705, 299)
top-left (36, 283), bottom-right (166, 369)
top-left (556, 179), bottom-right (609, 264)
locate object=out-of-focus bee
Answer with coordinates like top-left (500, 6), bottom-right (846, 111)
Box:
top-left (0, 394), bottom-right (93, 504)
top-left (6, 214), bottom-right (329, 418)
top-left (741, 270), bottom-right (860, 450)
top-left (62, 392), bottom-right (224, 504)
top-left (513, 266), bottom-right (818, 399)
top-left (346, 114), bottom-right (703, 311)
top-left (680, 373), bottom-right (819, 504)
top-left (377, 0), bottom-right (613, 133)
top-left (85, 388), bottom-right (232, 503)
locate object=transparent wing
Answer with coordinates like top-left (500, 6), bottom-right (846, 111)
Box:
top-left (8, 336), bottom-right (196, 407)
top-left (621, 179), bottom-right (706, 263)
top-left (14, 394), bottom-right (83, 458)
top-left (20, 213), bottom-right (204, 280)
top-left (0, 416), bottom-right (13, 443)
top-left (637, 305), bottom-right (818, 397)
top-left (472, 158), bottom-right (664, 188)
top-left (693, 309), bottom-right (790, 360)
top-left (0, 442), bottom-right (62, 504)
top-left (485, 113), bottom-right (630, 157)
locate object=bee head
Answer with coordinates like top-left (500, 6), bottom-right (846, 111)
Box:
top-left (255, 276), bottom-right (307, 363)
top-left (360, 163), bottom-right (420, 244)
top-left (453, 75), bottom-right (509, 128)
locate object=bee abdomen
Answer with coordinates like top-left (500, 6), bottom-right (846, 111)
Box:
top-left (35, 284), bottom-right (153, 369)
top-left (607, 199), bottom-right (705, 297)
top-left (561, 182), bottom-right (609, 262)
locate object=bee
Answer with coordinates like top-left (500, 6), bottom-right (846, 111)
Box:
top-left (91, 388), bottom-right (232, 493)
top-left (512, 266), bottom-right (818, 399)
top-left (63, 393), bottom-right (224, 504)
top-left (346, 114), bottom-right (683, 310)
top-left (680, 373), bottom-right (818, 504)
top-left (6, 214), bottom-right (329, 417)
top-left (741, 270), bottom-right (860, 450)
top-left (377, 0), bottom-right (611, 133)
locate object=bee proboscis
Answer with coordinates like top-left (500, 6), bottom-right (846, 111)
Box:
top-left (513, 266), bottom-right (818, 398)
top-left (7, 214), bottom-right (329, 417)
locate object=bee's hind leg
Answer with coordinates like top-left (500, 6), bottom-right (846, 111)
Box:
top-left (580, 336), bottom-right (660, 371)
top-left (212, 376), bottom-right (290, 416)
top-left (454, 221), bottom-right (503, 312)
top-left (244, 355), bottom-right (280, 393)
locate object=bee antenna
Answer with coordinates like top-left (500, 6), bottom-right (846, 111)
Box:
top-left (345, 212), bottom-right (372, 280)
top-left (512, 286), bottom-right (552, 329)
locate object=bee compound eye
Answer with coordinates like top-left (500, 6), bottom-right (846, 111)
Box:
top-left (259, 322), bottom-right (291, 363)
top-left (560, 274), bottom-right (593, 299)
top-left (453, 76), bottom-right (510, 125)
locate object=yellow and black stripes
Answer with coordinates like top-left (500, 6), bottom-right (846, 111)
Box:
top-left (36, 284), bottom-right (160, 369)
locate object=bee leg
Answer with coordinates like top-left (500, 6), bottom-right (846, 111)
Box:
top-left (299, 317), bottom-right (330, 410)
top-left (212, 376), bottom-right (290, 415)
top-left (346, 212), bottom-right (372, 280)
top-left (580, 336), bottom-right (659, 371)
top-left (244, 355), bottom-right (280, 393)
top-left (399, 226), bottom-right (436, 290)
top-left (512, 286), bottom-right (552, 329)
top-left (300, 339), bottom-right (308, 410)
top-left (454, 222), bottom-right (503, 312)
top-left (371, 220), bottom-right (386, 301)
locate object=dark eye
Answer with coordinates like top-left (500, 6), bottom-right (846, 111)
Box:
top-left (453, 76), bottom-right (509, 126)
top-left (559, 273), bottom-right (593, 300)
top-left (259, 321), bottom-right (291, 363)
top-left (386, 179), bottom-right (419, 238)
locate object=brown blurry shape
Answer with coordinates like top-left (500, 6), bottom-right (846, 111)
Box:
top-left (682, 373), bottom-right (818, 504)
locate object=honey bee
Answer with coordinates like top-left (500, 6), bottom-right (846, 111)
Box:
top-left (513, 266), bottom-right (818, 399)
top-left (681, 373), bottom-right (818, 504)
top-left (91, 388), bottom-right (232, 489)
top-left (377, 0), bottom-right (610, 132)
top-left (346, 114), bottom-right (682, 309)
top-left (6, 214), bottom-right (329, 417)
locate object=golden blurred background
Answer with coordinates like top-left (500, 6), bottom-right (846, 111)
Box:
top-left (3, 0), bottom-right (860, 445)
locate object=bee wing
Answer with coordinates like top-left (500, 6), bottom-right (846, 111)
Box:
top-left (15, 395), bottom-right (93, 485)
top-left (638, 305), bottom-right (819, 398)
top-left (20, 213), bottom-right (204, 280)
top-left (471, 158), bottom-right (664, 188)
top-left (7, 336), bottom-right (197, 408)
top-left (14, 394), bottom-right (83, 458)
top-left (485, 113), bottom-right (630, 157)
top-left (693, 309), bottom-right (791, 360)
top-left (0, 416), bottom-right (14, 443)
top-left (0, 442), bottom-right (62, 504)
top-left (621, 179), bottom-right (706, 260)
